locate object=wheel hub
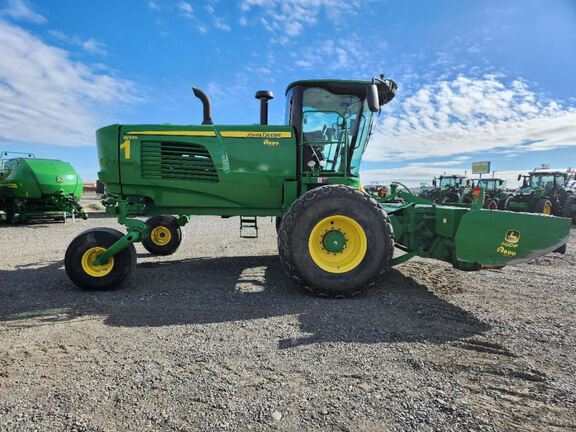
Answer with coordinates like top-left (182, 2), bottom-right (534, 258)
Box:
top-left (150, 226), bottom-right (172, 246)
top-left (81, 246), bottom-right (114, 277)
top-left (308, 215), bottom-right (367, 273)
top-left (322, 230), bottom-right (347, 253)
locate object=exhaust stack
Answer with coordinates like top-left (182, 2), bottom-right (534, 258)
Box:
top-left (255, 90), bottom-right (274, 125)
top-left (192, 87), bottom-right (214, 125)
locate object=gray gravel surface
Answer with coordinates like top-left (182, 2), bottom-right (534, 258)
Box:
top-left (0, 216), bottom-right (575, 431)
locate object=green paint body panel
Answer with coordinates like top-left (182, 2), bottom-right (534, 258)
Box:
top-left (98, 124), bottom-right (297, 216)
top-left (0, 156), bottom-right (86, 222)
top-left (454, 210), bottom-right (570, 266)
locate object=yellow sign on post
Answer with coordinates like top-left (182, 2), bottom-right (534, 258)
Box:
top-left (472, 161), bottom-right (491, 175)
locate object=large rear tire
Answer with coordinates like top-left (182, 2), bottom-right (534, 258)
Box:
top-left (562, 195), bottom-right (574, 223)
top-left (485, 199), bottom-right (498, 210)
top-left (441, 193), bottom-right (460, 204)
top-left (534, 198), bottom-right (553, 215)
top-left (65, 228), bottom-right (136, 290)
top-left (501, 195), bottom-right (513, 210)
top-left (278, 185), bottom-right (394, 298)
top-left (142, 215), bottom-right (182, 256)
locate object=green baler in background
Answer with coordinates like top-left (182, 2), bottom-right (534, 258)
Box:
top-left (65, 78), bottom-right (572, 297)
top-left (0, 152), bottom-right (87, 223)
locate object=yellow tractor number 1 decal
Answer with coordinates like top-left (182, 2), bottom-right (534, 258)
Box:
top-left (120, 138), bottom-right (131, 160)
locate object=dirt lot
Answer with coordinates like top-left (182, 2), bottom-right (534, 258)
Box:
top-left (0, 216), bottom-right (575, 431)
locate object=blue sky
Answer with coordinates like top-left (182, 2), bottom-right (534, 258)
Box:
top-left (0, 0), bottom-right (575, 185)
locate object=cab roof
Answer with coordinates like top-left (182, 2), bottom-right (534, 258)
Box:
top-left (286, 79), bottom-right (371, 95)
top-left (529, 169), bottom-right (568, 175)
top-left (285, 79), bottom-right (397, 105)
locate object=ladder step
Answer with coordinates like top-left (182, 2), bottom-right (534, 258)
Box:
top-left (240, 216), bottom-right (258, 238)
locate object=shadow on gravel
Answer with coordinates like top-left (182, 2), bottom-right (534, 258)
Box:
top-left (0, 255), bottom-right (490, 346)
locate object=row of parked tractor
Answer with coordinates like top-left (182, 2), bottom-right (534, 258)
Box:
top-left (2, 148), bottom-right (576, 226)
top-left (368, 168), bottom-right (576, 223)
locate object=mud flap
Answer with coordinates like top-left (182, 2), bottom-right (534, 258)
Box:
top-left (454, 210), bottom-right (571, 268)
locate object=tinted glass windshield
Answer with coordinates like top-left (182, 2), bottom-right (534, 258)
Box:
top-left (530, 174), bottom-right (565, 188)
top-left (439, 177), bottom-right (461, 187)
top-left (477, 180), bottom-right (498, 190)
top-left (301, 87), bottom-right (373, 175)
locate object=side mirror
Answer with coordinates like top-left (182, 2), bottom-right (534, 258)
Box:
top-left (366, 84), bottom-right (379, 112)
top-left (517, 174), bottom-right (522, 181)
top-left (432, 178), bottom-right (437, 187)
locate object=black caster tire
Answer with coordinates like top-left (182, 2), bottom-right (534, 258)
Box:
top-left (65, 228), bottom-right (136, 290)
top-left (142, 215), bottom-right (182, 256)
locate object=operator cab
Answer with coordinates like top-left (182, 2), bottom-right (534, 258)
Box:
top-left (285, 79), bottom-right (396, 178)
top-left (477, 178), bottom-right (505, 191)
top-left (435, 175), bottom-right (469, 188)
top-left (528, 171), bottom-right (567, 189)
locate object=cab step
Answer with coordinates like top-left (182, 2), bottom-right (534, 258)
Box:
top-left (240, 216), bottom-right (258, 238)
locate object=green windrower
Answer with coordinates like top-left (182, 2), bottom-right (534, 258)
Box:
top-left (64, 77), bottom-right (571, 297)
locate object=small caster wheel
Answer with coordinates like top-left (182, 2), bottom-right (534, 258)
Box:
top-left (142, 215), bottom-right (182, 256)
top-left (65, 228), bottom-right (136, 290)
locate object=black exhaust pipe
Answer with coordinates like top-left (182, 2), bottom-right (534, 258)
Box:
top-left (255, 90), bottom-right (274, 125)
top-left (192, 87), bottom-right (214, 125)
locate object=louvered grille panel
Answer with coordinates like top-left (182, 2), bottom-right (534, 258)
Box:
top-left (141, 141), bottom-right (218, 182)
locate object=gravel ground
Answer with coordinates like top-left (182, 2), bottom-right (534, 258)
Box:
top-left (0, 216), bottom-right (575, 431)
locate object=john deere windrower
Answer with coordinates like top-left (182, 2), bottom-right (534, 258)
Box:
top-left (65, 78), bottom-right (571, 297)
top-left (0, 152), bottom-right (86, 223)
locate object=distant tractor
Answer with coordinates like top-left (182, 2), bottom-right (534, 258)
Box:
top-left (420, 175), bottom-right (471, 204)
top-left (465, 178), bottom-right (512, 210)
top-left (0, 151), bottom-right (86, 223)
top-left (506, 169), bottom-right (576, 221)
top-left (64, 78), bottom-right (571, 297)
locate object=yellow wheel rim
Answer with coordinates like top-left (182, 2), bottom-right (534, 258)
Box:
top-left (150, 226), bottom-right (172, 246)
top-left (543, 202), bottom-right (552, 215)
top-left (81, 247), bottom-right (114, 278)
top-left (308, 215), bottom-right (368, 273)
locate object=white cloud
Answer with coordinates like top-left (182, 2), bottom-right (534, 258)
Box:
top-left (289, 36), bottom-right (387, 75)
top-left (240, 0), bottom-right (365, 37)
top-left (81, 38), bottom-right (107, 55)
top-left (177, 1), bottom-right (193, 15)
top-left (366, 75), bottom-right (576, 162)
top-left (177, 1), bottom-right (230, 32)
top-left (49, 30), bottom-right (107, 56)
top-left (213, 18), bottom-right (231, 31)
top-left (1, 0), bottom-right (46, 24)
top-left (0, 20), bottom-right (137, 147)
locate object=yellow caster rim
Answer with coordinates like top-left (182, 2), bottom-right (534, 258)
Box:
top-left (543, 202), bottom-right (552, 215)
top-left (81, 246), bottom-right (114, 278)
top-left (150, 226), bottom-right (172, 246)
top-left (308, 215), bottom-right (367, 273)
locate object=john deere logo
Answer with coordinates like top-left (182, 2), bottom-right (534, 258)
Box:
top-left (56, 176), bottom-right (64, 183)
top-left (505, 229), bottom-right (520, 243)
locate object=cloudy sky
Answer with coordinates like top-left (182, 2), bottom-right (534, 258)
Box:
top-left (0, 0), bottom-right (575, 185)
